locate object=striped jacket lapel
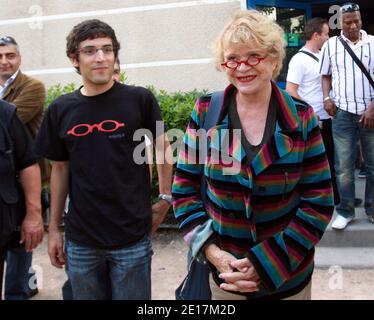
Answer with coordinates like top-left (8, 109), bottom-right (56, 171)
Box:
top-left (208, 115), bottom-right (247, 163)
top-left (251, 82), bottom-right (299, 176)
top-left (208, 82), bottom-right (300, 180)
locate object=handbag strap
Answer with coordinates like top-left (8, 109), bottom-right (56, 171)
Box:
top-left (298, 50), bottom-right (319, 63)
top-left (203, 91), bottom-right (224, 131)
top-left (338, 35), bottom-right (374, 89)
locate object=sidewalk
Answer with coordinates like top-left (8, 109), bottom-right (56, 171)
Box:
top-left (25, 229), bottom-right (374, 300)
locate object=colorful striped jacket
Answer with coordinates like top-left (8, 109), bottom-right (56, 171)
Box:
top-left (172, 82), bottom-right (334, 299)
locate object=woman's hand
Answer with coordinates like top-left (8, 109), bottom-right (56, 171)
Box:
top-left (204, 244), bottom-right (237, 273)
top-left (218, 258), bottom-right (261, 293)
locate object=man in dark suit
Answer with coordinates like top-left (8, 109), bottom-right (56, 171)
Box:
top-left (0, 36), bottom-right (47, 299)
top-left (0, 99), bottom-right (43, 300)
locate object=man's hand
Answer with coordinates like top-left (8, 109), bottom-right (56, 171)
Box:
top-left (360, 102), bottom-right (374, 129)
top-left (18, 164), bottom-right (43, 252)
top-left (151, 200), bottom-right (170, 236)
top-left (48, 228), bottom-right (65, 268)
top-left (20, 210), bottom-right (44, 252)
top-left (205, 244), bottom-right (237, 274)
top-left (218, 258), bottom-right (260, 293)
top-left (323, 99), bottom-right (337, 117)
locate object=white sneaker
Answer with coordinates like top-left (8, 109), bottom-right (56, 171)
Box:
top-left (331, 215), bottom-right (354, 230)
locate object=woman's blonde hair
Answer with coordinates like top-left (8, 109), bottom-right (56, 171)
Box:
top-left (213, 10), bottom-right (286, 79)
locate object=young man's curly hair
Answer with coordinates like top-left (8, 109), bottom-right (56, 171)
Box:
top-left (66, 19), bottom-right (121, 73)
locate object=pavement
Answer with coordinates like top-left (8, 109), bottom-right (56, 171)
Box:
top-left (316, 171), bottom-right (374, 269)
top-left (23, 229), bottom-right (373, 300)
top-left (3, 230), bottom-right (372, 300)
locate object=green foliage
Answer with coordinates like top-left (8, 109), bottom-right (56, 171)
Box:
top-left (45, 83), bottom-right (77, 107)
top-left (147, 85), bottom-right (206, 132)
top-left (119, 71), bottom-right (127, 84)
top-left (145, 86), bottom-right (206, 207)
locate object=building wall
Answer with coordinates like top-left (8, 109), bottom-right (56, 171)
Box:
top-left (0, 0), bottom-right (244, 92)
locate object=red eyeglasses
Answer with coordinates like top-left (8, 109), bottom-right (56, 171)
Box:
top-left (67, 120), bottom-right (125, 137)
top-left (221, 56), bottom-right (266, 70)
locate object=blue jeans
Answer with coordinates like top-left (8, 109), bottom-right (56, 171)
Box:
top-left (332, 109), bottom-right (374, 218)
top-left (65, 234), bottom-right (152, 300)
top-left (5, 247), bottom-right (35, 300)
top-left (62, 262), bottom-right (112, 300)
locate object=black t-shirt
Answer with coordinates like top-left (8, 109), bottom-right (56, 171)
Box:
top-left (34, 82), bottom-right (163, 248)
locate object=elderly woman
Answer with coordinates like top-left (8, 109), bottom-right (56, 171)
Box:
top-left (172, 10), bottom-right (334, 300)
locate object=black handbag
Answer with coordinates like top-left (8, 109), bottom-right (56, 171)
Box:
top-left (175, 255), bottom-right (212, 300)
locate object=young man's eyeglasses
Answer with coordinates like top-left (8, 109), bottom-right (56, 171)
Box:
top-left (0, 36), bottom-right (18, 46)
top-left (221, 56), bottom-right (266, 70)
top-left (78, 45), bottom-right (114, 56)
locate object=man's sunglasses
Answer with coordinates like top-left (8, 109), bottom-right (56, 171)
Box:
top-left (0, 36), bottom-right (18, 46)
top-left (340, 3), bottom-right (360, 13)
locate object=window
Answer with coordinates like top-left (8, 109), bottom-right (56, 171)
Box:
top-left (256, 5), bottom-right (307, 83)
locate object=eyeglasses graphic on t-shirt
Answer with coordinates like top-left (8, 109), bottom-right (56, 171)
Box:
top-left (67, 120), bottom-right (125, 137)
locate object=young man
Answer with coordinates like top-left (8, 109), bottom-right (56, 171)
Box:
top-left (35, 19), bottom-right (173, 300)
top-left (286, 18), bottom-right (341, 204)
top-left (0, 35), bottom-right (46, 300)
top-left (320, 2), bottom-right (374, 229)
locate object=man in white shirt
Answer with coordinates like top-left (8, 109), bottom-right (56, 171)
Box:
top-left (286, 18), bottom-right (340, 205)
top-left (319, 2), bottom-right (374, 229)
